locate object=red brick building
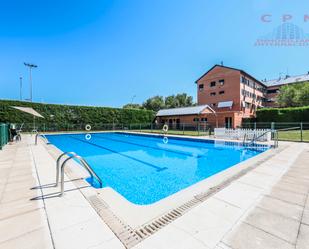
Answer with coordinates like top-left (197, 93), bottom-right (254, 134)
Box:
top-left (156, 65), bottom-right (267, 128)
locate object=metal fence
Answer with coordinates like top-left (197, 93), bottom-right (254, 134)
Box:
top-left (13, 122), bottom-right (309, 142)
top-left (242, 122), bottom-right (309, 142)
top-left (0, 123), bottom-right (9, 150)
top-left (16, 122), bottom-right (212, 136)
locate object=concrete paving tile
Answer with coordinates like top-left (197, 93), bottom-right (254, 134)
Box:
top-left (214, 182), bottom-right (262, 209)
top-left (302, 209), bottom-right (309, 226)
top-left (257, 196), bottom-right (303, 221)
top-left (266, 186), bottom-right (307, 207)
top-left (223, 222), bottom-right (294, 249)
top-left (305, 196), bottom-right (309, 210)
top-left (284, 172), bottom-right (309, 181)
top-left (0, 198), bottom-right (43, 220)
top-left (89, 238), bottom-right (125, 249)
top-left (214, 242), bottom-right (233, 249)
top-left (0, 227), bottom-right (53, 249)
top-left (46, 199), bottom-right (98, 231)
top-left (0, 209), bottom-right (47, 243)
top-left (274, 181), bottom-right (309, 195)
top-left (172, 208), bottom-right (232, 248)
top-left (1, 186), bottom-right (40, 203)
top-left (52, 217), bottom-right (120, 249)
top-left (245, 207), bottom-right (300, 244)
top-left (4, 178), bottom-right (37, 192)
top-left (296, 224), bottom-right (309, 249)
top-left (281, 174), bottom-right (309, 185)
top-left (133, 225), bottom-right (209, 249)
top-left (237, 171), bottom-right (276, 189)
top-left (196, 197), bottom-right (243, 223)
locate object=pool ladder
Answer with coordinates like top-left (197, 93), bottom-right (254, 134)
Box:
top-left (55, 152), bottom-right (103, 196)
top-left (35, 132), bottom-right (50, 145)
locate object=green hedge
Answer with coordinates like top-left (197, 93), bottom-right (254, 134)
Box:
top-left (0, 99), bottom-right (155, 129)
top-left (255, 106), bottom-right (309, 122)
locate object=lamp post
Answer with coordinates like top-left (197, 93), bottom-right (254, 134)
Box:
top-left (24, 62), bottom-right (38, 102)
top-left (19, 76), bottom-right (23, 100)
top-left (131, 95), bottom-right (136, 105)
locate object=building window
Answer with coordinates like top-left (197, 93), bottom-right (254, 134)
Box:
top-left (245, 102), bottom-right (251, 108)
top-left (219, 79), bottom-right (225, 86)
top-left (210, 81), bottom-right (216, 87)
top-left (267, 89), bottom-right (279, 94)
top-left (199, 84), bottom-right (204, 91)
top-left (219, 91), bottom-right (225, 95)
top-left (210, 92), bottom-right (216, 96)
top-left (201, 118), bottom-right (208, 122)
top-left (193, 118), bottom-right (199, 122)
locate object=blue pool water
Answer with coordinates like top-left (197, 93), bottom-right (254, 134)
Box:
top-left (46, 132), bottom-right (268, 205)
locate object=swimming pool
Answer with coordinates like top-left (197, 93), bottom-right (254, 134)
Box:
top-left (46, 132), bottom-right (269, 205)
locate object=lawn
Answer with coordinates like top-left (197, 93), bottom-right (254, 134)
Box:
top-left (277, 130), bottom-right (309, 142)
top-left (130, 129), bottom-right (210, 136)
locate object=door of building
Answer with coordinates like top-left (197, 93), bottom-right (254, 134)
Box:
top-left (225, 117), bottom-right (232, 128)
top-left (176, 119), bottom-right (180, 129)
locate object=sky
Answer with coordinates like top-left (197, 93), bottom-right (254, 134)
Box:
top-left (0, 0), bottom-right (308, 107)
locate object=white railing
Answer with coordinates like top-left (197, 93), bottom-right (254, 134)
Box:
top-left (214, 128), bottom-right (271, 142)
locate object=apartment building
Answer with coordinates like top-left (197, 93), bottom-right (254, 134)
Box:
top-left (263, 73), bottom-right (309, 107)
top-left (157, 65), bottom-right (267, 128)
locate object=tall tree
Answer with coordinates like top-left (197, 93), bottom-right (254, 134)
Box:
top-left (277, 82), bottom-right (309, 107)
top-left (123, 104), bottom-right (143, 109)
top-left (142, 96), bottom-right (165, 112)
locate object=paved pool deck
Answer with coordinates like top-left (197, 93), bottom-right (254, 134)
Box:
top-left (0, 134), bottom-right (308, 249)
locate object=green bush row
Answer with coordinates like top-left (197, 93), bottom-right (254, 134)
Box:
top-left (0, 99), bottom-right (155, 128)
top-left (253, 106), bottom-right (309, 122)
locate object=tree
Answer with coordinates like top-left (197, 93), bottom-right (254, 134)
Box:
top-left (142, 96), bottom-right (165, 112)
top-left (296, 82), bottom-right (309, 106)
top-left (175, 93), bottom-right (194, 107)
top-left (123, 104), bottom-right (143, 109)
top-left (277, 82), bottom-right (309, 107)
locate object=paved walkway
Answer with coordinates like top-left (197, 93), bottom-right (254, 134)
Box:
top-left (0, 138), bottom-right (53, 249)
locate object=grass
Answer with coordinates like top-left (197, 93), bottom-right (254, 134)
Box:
top-left (277, 130), bottom-right (309, 142)
top-left (130, 129), bottom-right (210, 136)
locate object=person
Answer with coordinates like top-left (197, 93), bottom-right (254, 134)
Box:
top-left (9, 124), bottom-right (18, 142)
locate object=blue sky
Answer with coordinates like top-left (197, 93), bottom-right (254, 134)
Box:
top-left (0, 0), bottom-right (308, 107)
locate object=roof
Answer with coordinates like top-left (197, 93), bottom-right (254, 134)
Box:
top-left (195, 64), bottom-right (267, 87)
top-left (156, 105), bottom-right (215, 117)
top-left (263, 73), bottom-right (309, 87)
top-left (11, 106), bottom-right (44, 118)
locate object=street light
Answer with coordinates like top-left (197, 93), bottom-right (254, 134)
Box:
top-left (131, 95), bottom-right (136, 105)
top-left (24, 62), bottom-right (38, 102)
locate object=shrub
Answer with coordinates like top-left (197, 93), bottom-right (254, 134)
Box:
top-left (255, 106), bottom-right (309, 122)
top-left (0, 99), bottom-right (155, 130)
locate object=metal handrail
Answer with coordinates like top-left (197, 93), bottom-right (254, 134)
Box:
top-left (59, 154), bottom-right (103, 196)
top-left (35, 132), bottom-right (49, 145)
top-left (247, 130), bottom-right (278, 148)
top-left (242, 133), bottom-right (247, 146)
top-left (55, 152), bottom-right (78, 187)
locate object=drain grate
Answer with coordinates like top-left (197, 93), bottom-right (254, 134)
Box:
top-left (88, 195), bottom-right (142, 248)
